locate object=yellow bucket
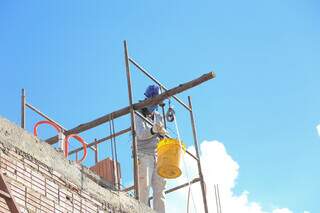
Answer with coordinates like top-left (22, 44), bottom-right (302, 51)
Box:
top-left (156, 138), bottom-right (186, 179)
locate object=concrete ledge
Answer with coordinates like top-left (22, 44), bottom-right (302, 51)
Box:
top-left (0, 116), bottom-right (154, 213)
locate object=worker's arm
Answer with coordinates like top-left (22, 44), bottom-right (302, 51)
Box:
top-left (134, 114), bottom-right (154, 140)
top-left (154, 113), bottom-right (167, 136)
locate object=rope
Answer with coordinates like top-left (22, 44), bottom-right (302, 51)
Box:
top-left (187, 186), bottom-right (192, 213)
top-left (166, 126), bottom-right (178, 138)
top-left (214, 185), bottom-right (219, 213)
top-left (214, 184), bottom-right (222, 213)
top-left (172, 114), bottom-right (197, 213)
top-left (217, 184), bottom-right (222, 213)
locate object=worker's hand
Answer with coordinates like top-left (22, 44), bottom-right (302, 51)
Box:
top-left (152, 123), bottom-right (167, 136)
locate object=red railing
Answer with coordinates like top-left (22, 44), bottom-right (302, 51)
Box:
top-left (33, 120), bottom-right (87, 163)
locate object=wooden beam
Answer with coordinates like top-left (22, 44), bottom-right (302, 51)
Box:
top-left (0, 172), bottom-right (21, 213)
top-left (0, 189), bottom-right (11, 199)
top-left (46, 72), bottom-right (215, 144)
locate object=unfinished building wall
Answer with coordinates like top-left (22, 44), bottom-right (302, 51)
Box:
top-left (0, 117), bottom-right (154, 213)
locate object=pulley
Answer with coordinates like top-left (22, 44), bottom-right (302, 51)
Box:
top-left (166, 99), bottom-right (175, 122)
top-left (166, 107), bottom-right (175, 122)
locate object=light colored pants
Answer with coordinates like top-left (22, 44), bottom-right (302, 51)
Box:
top-left (138, 153), bottom-right (166, 213)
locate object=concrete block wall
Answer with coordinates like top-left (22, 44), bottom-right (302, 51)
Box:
top-left (0, 117), bottom-right (154, 213)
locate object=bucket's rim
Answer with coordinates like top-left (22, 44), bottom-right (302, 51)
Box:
top-left (157, 138), bottom-right (186, 151)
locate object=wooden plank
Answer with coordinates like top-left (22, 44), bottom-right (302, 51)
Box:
top-left (0, 172), bottom-right (21, 213)
top-left (0, 190), bottom-right (11, 199)
top-left (46, 72), bottom-right (215, 144)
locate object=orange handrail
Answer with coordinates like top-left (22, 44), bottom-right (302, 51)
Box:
top-left (33, 120), bottom-right (62, 137)
top-left (64, 134), bottom-right (87, 163)
top-left (34, 120), bottom-right (87, 163)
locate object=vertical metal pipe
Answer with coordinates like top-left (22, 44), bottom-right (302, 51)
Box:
top-left (161, 105), bottom-right (167, 128)
top-left (124, 40), bottom-right (139, 200)
top-left (188, 96), bottom-right (209, 213)
top-left (109, 118), bottom-right (116, 189)
top-left (111, 116), bottom-right (120, 190)
top-left (58, 132), bottom-right (65, 153)
top-left (159, 87), bottom-right (167, 129)
top-left (94, 139), bottom-right (98, 164)
top-left (21, 88), bottom-right (26, 129)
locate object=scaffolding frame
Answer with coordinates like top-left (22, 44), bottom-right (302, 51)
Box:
top-left (20, 41), bottom-right (214, 212)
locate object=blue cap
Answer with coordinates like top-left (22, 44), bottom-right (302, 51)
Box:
top-left (144, 85), bottom-right (160, 98)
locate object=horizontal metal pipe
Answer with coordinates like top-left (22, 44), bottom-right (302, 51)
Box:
top-left (26, 103), bottom-right (96, 151)
top-left (129, 57), bottom-right (191, 111)
top-left (134, 110), bottom-right (153, 126)
top-left (122, 185), bottom-right (134, 192)
top-left (148, 177), bottom-right (200, 201)
top-left (134, 110), bottom-right (175, 140)
top-left (186, 150), bottom-right (199, 161)
top-left (68, 127), bottom-right (131, 155)
top-left (165, 177), bottom-right (200, 194)
top-left (123, 177), bottom-right (201, 196)
top-left (26, 103), bottom-right (66, 130)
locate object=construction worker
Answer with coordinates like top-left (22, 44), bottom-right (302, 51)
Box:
top-left (135, 85), bottom-right (167, 213)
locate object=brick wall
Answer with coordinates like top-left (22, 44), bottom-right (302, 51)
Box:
top-left (0, 117), bottom-right (154, 213)
top-left (0, 143), bottom-right (117, 212)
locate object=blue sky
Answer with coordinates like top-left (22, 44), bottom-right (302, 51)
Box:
top-left (0, 1), bottom-right (319, 212)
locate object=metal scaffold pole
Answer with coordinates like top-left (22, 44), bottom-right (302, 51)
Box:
top-left (124, 40), bottom-right (140, 200)
top-left (188, 96), bottom-right (209, 213)
top-left (21, 88), bottom-right (26, 129)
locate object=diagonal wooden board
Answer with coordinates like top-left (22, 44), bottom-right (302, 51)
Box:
top-left (0, 171), bottom-right (21, 213)
top-left (46, 72), bottom-right (215, 145)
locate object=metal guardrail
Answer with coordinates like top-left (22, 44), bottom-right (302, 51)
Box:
top-left (19, 41), bottom-right (213, 212)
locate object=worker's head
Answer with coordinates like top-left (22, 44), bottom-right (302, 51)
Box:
top-left (144, 85), bottom-right (160, 98)
top-left (144, 85), bottom-right (160, 113)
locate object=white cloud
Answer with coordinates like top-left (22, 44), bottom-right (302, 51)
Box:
top-left (316, 124), bottom-right (320, 136)
top-left (272, 208), bottom-right (293, 213)
top-left (165, 140), bottom-right (308, 213)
